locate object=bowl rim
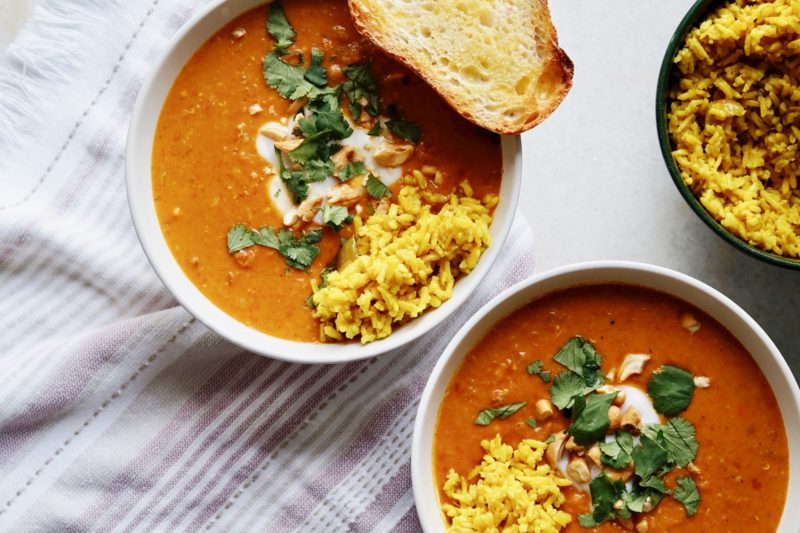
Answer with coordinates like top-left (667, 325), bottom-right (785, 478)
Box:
top-left (411, 260), bottom-right (800, 532)
top-left (125, 0), bottom-right (523, 363)
top-left (655, 0), bottom-right (800, 270)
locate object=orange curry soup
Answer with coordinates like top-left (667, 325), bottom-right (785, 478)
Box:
top-left (152, 0), bottom-right (502, 341)
top-left (433, 284), bottom-right (788, 532)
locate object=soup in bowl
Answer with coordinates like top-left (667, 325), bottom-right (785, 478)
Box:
top-left (412, 261), bottom-right (800, 532)
top-left (127, 0), bottom-right (521, 362)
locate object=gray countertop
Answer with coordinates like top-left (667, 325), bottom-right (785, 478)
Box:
top-left (520, 0), bottom-right (799, 382)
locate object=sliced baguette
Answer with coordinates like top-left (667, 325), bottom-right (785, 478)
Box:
top-left (348, 0), bottom-right (573, 134)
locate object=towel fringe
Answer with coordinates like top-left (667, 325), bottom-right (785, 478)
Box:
top-left (0, 0), bottom-right (110, 161)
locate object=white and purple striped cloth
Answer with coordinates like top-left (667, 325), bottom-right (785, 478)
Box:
top-left (0, 1), bottom-right (536, 530)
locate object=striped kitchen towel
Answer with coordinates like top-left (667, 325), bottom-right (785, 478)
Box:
top-left (0, 0), bottom-right (536, 531)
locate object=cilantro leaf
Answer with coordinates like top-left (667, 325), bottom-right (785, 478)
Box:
top-left (299, 93), bottom-right (352, 140)
top-left (624, 481), bottom-right (666, 513)
top-left (550, 371), bottom-right (600, 410)
top-left (578, 473), bottom-right (626, 527)
top-left (263, 52), bottom-right (318, 100)
top-left (267, 2), bottom-right (295, 53)
top-left (648, 365), bottom-right (695, 416)
top-left (526, 417), bottom-right (538, 429)
top-left (288, 132), bottom-right (329, 164)
top-left (386, 105), bottom-right (422, 143)
top-left (227, 225), bottom-right (321, 270)
top-left (322, 204), bottom-right (351, 230)
top-left (673, 476), bottom-right (700, 516)
top-left (526, 360), bottom-right (543, 374)
top-left (632, 433), bottom-right (668, 480)
top-left (342, 63), bottom-right (379, 120)
top-left (281, 242), bottom-right (318, 269)
top-left (304, 158), bottom-right (334, 182)
top-left (474, 401), bottom-right (526, 426)
top-left (526, 360), bottom-right (551, 383)
top-left (335, 161), bottom-right (366, 181)
top-left (278, 228), bottom-right (322, 270)
top-left (227, 224), bottom-right (255, 252)
top-left (639, 474), bottom-right (669, 494)
top-left (643, 417), bottom-right (698, 467)
top-left (366, 173), bottom-right (391, 199)
top-left (567, 393), bottom-right (616, 446)
top-left (303, 48), bottom-right (327, 87)
top-left (367, 121), bottom-right (382, 136)
top-left (251, 227), bottom-right (281, 249)
top-left (600, 429), bottom-right (634, 469)
top-left (553, 336), bottom-right (604, 388)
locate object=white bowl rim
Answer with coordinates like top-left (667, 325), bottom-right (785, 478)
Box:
top-left (125, 0), bottom-right (522, 363)
top-left (411, 260), bottom-right (800, 532)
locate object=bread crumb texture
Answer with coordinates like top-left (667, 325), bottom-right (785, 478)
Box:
top-left (349, 0), bottom-right (572, 133)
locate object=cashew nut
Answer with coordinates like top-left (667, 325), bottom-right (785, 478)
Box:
top-left (566, 457), bottom-right (591, 484)
top-left (260, 123), bottom-right (288, 142)
top-left (545, 431), bottom-right (567, 467)
top-left (620, 406), bottom-right (642, 434)
top-left (373, 140), bottom-right (414, 167)
top-left (534, 399), bottom-right (555, 421)
top-left (275, 138), bottom-right (303, 153)
top-left (619, 353), bottom-right (651, 382)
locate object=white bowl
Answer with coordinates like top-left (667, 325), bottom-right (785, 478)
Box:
top-left (125, 0), bottom-right (522, 363)
top-left (412, 261), bottom-right (800, 532)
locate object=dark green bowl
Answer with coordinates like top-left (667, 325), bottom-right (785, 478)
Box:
top-left (656, 0), bottom-right (800, 270)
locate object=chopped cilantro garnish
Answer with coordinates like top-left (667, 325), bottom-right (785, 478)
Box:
top-left (226, 224), bottom-right (321, 270)
top-left (288, 132), bottom-right (329, 164)
top-left (322, 204), bottom-right (351, 230)
top-left (474, 401), bottom-right (526, 426)
top-left (600, 429), bottom-right (634, 469)
top-left (335, 161), bottom-right (366, 181)
top-left (267, 2), bottom-right (295, 53)
top-left (643, 417), bottom-right (698, 467)
top-left (263, 51), bottom-right (322, 101)
top-left (553, 336), bottom-right (604, 387)
top-left (275, 147), bottom-right (309, 203)
top-left (549, 371), bottom-right (600, 410)
top-left (303, 158), bottom-right (335, 182)
top-left (624, 480), bottom-right (666, 513)
top-left (386, 105), bottom-right (422, 143)
top-left (648, 365), bottom-right (695, 416)
top-left (577, 473), bottom-right (627, 527)
top-left (639, 474), bottom-right (669, 494)
top-left (366, 173), bottom-right (392, 199)
top-left (227, 224), bottom-right (255, 252)
top-left (673, 476), bottom-right (700, 516)
top-left (341, 63), bottom-right (379, 120)
top-left (298, 93), bottom-right (353, 140)
top-left (303, 48), bottom-right (327, 87)
top-left (567, 392), bottom-right (617, 446)
top-left (526, 417), bottom-right (538, 429)
top-left (632, 433), bottom-right (668, 480)
top-left (526, 360), bottom-right (551, 383)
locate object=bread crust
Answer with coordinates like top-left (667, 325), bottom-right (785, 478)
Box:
top-left (348, 0), bottom-right (573, 134)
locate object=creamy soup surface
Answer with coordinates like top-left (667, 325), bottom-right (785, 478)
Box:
top-left (152, 0), bottom-right (503, 341)
top-left (434, 284), bottom-right (789, 532)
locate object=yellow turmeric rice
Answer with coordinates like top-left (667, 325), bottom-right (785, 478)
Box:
top-left (442, 435), bottom-right (572, 533)
top-left (668, 0), bottom-right (800, 257)
top-left (311, 171), bottom-right (496, 343)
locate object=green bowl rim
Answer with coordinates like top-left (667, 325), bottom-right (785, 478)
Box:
top-left (655, 0), bottom-right (800, 270)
